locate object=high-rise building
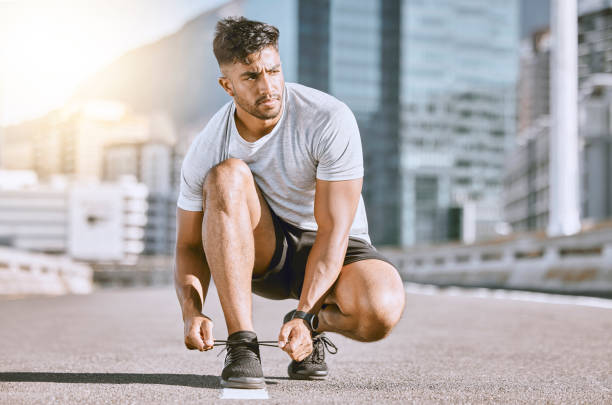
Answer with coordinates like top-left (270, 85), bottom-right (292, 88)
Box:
top-left (103, 142), bottom-right (177, 256)
top-left (505, 1), bottom-right (612, 232)
top-left (517, 29), bottom-right (551, 134)
top-left (578, 0), bottom-right (612, 82)
top-left (577, 3), bottom-right (612, 225)
top-left (102, 117), bottom-right (178, 256)
top-left (503, 117), bottom-right (550, 232)
top-left (298, 0), bottom-right (519, 246)
top-left (504, 28), bottom-right (552, 232)
top-left (298, 0), bottom-right (402, 245)
top-left (579, 75), bottom-right (612, 224)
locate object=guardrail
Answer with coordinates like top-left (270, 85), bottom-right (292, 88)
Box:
top-left (92, 255), bottom-right (173, 287)
top-left (381, 222), bottom-right (612, 297)
top-left (0, 247), bottom-right (92, 296)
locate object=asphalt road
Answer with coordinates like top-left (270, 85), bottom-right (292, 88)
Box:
top-left (0, 286), bottom-right (610, 404)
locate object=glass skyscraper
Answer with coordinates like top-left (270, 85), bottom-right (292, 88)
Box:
top-left (299, 0), bottom-right (402, 245)
top-left (400, 0), bottom-right (519, 245)
top-left (298, 0), bottom-right (518, 246)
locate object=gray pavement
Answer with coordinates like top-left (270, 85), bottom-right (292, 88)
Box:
top-left (0, 286), bottom-right (611, 404)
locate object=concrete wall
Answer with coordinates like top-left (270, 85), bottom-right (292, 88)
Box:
top-left (0, 247), bottom-right (92, 296)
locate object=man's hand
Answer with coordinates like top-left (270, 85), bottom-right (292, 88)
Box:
top-left (184, 314), bottom-right (214, 351)
top-left (278, 318), bottom-right (313, 361)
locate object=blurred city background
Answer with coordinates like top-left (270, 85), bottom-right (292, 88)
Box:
top-left (0, 0), bottom-right (611, 297)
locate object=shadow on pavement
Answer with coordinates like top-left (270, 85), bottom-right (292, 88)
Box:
top-left (0, 372), bottom-right (220, 388)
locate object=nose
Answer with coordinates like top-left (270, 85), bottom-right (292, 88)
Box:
top-left (257, 72), bottom-right (274, 95)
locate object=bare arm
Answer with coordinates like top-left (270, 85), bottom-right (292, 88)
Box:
top-left (298, 177), bottom-right (362, 313)
top-left (278, 178), bottom-right (362, 360)
top-left (174, 207), bottom-right (214, 351)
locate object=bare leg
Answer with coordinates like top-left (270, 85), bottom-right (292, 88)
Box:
top-left (202, 158), bottom-right (277, 335)
top-left (317, 259), bottom-right (406, 342)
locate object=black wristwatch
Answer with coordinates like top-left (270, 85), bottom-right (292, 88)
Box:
top-left (291, 310), bottom-right (319, 332)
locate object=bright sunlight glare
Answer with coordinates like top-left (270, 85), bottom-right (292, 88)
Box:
top-left (0, 0), bottom-right (228, 127)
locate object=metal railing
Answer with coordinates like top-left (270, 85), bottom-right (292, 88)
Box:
top-left (382, 221), bottom-right (612, 296)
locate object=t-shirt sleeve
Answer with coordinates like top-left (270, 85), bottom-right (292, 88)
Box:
top-left (176, 101), bottom-right (232, 211)
top-left (176, 133), bottom-right (210, 212)
top-left (315, 104), bottom-right (364, 181)
top-left (177, 161), bottom-right (204, 211)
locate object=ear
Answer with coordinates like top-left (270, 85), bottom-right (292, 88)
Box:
top-left (218, 77), bottom-right (234, 97)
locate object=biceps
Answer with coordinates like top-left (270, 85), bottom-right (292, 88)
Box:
top-left (176, 208), bottom-right (204, 249)
top-left (314, 178), bottom-right (362, 233)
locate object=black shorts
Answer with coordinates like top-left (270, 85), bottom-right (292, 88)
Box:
top-left (251, 209), bottom-right (397, 300)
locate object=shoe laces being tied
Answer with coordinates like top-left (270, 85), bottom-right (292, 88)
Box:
top-left (214, 339), bottom-right (278, 360)
top-left (307, 333), bottom-right (338, 364)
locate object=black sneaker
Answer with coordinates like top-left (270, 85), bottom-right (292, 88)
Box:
top-left (287, 332), bottom-right (338, 380)
top-left (219, 331), bottom-right (265, 389)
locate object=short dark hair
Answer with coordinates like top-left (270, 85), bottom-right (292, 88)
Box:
top-left (213, 17), bottom-right (279, 66)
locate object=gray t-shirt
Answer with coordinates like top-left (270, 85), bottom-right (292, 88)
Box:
top-left (177, 82), bottom-right (371, 243)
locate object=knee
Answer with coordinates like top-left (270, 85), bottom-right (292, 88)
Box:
top-left (203, 158), bottom-right (252, 207)
top-left (205, 158), bottom-right (251, 189)
top-left (356, 282), bottom-right (405, 342)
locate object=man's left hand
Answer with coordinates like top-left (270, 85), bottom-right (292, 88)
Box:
top-left (278, 318), bottom-right (313, 361)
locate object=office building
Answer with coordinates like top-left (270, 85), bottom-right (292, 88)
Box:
top-left (102, 117), bottom-right (178, 256)
top-left (503, 118), bottom-right (550, 232)
top-left (578, 0), bottom-right (612, 82)
top-left (579, 75), bottom-right (612, 223)
top-left (517, 29), bottom-right (551, 134)
top-left (504, 28), bottom-right (552, 232)
top-left (298, 0), bottom-right (519, 246)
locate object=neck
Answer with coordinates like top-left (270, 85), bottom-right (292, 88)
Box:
top-left (234, 105), bottom-right (282, 142)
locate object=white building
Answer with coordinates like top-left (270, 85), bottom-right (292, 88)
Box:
top-left (103, 140), bottom-right (177, 256)
top-left (0, 171), bottom-right (148, 263)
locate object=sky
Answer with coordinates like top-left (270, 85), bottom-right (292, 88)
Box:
top-left (0, 0), bottom-right (550, 128)
top-left (0, 0), bottom-right (230, 127)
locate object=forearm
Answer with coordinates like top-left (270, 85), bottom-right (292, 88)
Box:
top-left (297, 230), bottom-right (348, 313)
top-left (174, 245), bottom-right (211, 320)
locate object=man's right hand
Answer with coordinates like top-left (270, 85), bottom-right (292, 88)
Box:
top-left (184, 314), bottom-right (214, 351)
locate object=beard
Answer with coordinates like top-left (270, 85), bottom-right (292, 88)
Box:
top-left (233, 89), bottom-right (282, 120)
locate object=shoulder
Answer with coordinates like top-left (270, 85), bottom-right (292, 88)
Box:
top-left (197, 101), bottom-right (233, 143)
top-left (183, 101), bottom-right (232, 168)
top-left (186, 102), bottom-right (232, 153)
top-left (286, 83), bottom-right (353, 122)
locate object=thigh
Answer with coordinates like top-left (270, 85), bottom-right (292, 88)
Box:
top-left (328, 259), bottom-right (405, 317)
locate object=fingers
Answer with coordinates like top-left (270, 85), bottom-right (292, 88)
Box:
top-left (184, 316), bottom-right (214, 351)
top-left (278, 322), bottom-right (291, 349)
top-left (290, 329), bottom-right (313, 361)
top-left (184, 325), bottom-right (204, 351)
top-left (288, 328), bottom-right (300, 353)
top-left (278, 320), bottom-right (313, 361)
top-left (200, 317), bottom-right (214, 350)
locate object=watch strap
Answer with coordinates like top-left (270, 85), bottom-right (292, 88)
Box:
top-left (291, 310), bottom-right (317, 331)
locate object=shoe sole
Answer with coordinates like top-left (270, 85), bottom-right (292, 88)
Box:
top-left (287, 365), bottom-right (328, 381)
top-left (220, 376), bottom-right (266, 389)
